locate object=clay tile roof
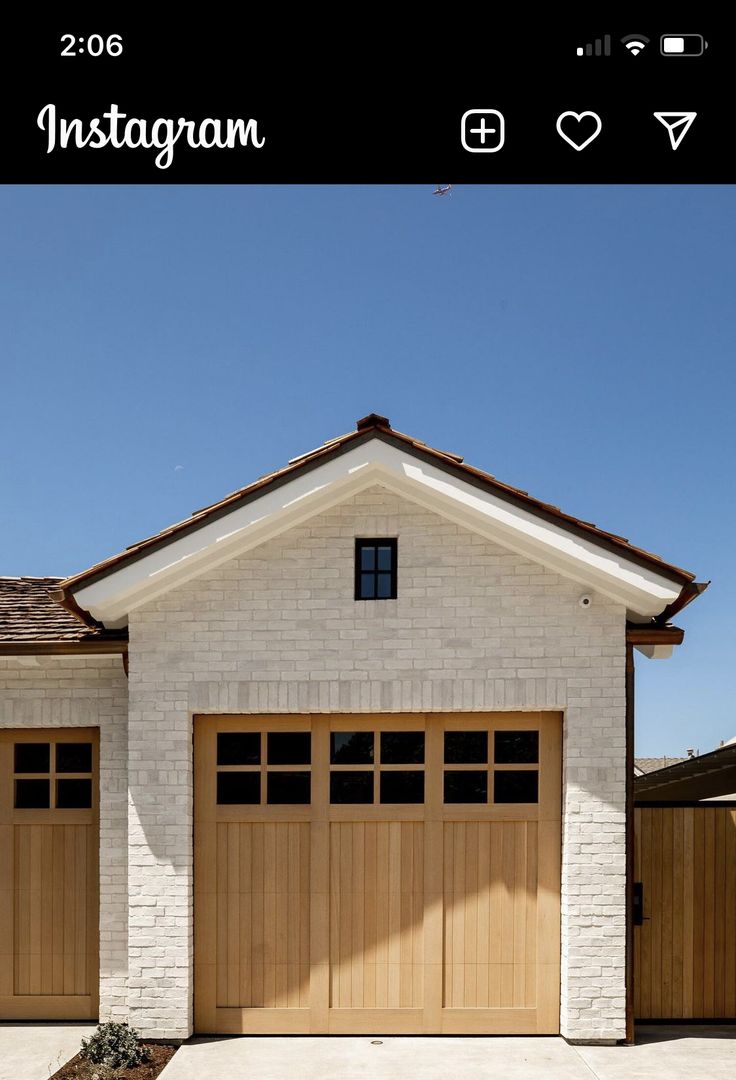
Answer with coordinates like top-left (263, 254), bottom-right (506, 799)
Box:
top-left (0, 577), bottom-right (126, 647)
top-left (58, 413), bottom-right (698, 601)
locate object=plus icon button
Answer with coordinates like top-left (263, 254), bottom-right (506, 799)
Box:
top-left (461, 110), bottom-right (506, 153)
top-left (471, 117), bottom-right (496, 143)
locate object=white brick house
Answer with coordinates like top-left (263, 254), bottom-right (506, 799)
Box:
top-left (0, 414), bottom-right (705, 1044)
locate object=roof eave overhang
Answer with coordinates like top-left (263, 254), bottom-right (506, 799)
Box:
top-left (627, 622), bottom-right (684, 661)
top-left (0, 639), bottom-right (127, 657)
top-left (61, 437), bottom-right (693, 629)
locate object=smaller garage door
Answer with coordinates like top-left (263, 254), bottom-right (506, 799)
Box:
top-left (0, 729), bottom-right (99, 1020)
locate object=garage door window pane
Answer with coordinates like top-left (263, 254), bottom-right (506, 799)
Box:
top-left (444, 731), bottom-right (488, 764)
top-left (331, 732), bottom-right (374, 764)
top-left (56, 742), bottom-right (92, 773)
top-left (14, 743), bottom-right (50, 773)
top-left (330, 771), bottom-right (374, 804)
top-left (217, 732), bottom-right (260, 766)
top-left (267, 771), bottom-right (311, 804)
top-left (267, 732), bottom-right (311, 765)
top-left (217, 772), bottom-right (260, 805)
top-left (56, 778), bottom-right (92, 809)
top-left (380, 770), bottom-right (424, 803)
top-left (381, 731), bottom-right (425, 764)
top-left (494, 731), bottom-right (539, 764)
top-left (494, 770), bottom-right (538, 803)
top-left (444, 770), bottom-right (488, 803)
top-left (15, 779), bottom-right (50, 808)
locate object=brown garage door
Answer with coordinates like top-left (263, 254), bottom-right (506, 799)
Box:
top-left (634, 805), bottom-right (736, 1020)
top-left (0, 729), bottom-right (99, 1020)
top-left (194, 712), bottom-right (561, 1035)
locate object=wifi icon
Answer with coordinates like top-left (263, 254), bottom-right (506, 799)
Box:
top-left (621, 34), bottom-right (650, 56)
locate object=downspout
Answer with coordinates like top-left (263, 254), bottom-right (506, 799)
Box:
top-left (625, 642), bottom-right (635, 1044)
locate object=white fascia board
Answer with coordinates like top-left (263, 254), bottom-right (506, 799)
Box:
top-left (73, 438), bottom-right (682, 625)
top-left (371, 467), bottom-right (679, 616)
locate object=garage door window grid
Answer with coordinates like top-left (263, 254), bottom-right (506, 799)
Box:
top-left (14, 740), bottom-right (93, 809)
top-left (444, 729), bottom-right (539, 805)
top-left (215, 726), bottom-right (539, 806)
top-left (216, 730), bottom-right (312, 805)
top-left (330, 729), bottom-right (425, 804)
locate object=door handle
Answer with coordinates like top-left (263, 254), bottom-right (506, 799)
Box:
top-left (633, 881), bottom-right (645, 925)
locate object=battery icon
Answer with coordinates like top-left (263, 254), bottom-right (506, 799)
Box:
top-left (661, 34), bottom-right (707, 56)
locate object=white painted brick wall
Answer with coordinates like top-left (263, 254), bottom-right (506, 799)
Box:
top-left (129, 485), bottom-right (627, 1041)
top-left (0, 654), bottom-right (129, 1022)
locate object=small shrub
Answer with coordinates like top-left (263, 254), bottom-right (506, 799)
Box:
top-left (80, 1022), bottom-right (146, 1069)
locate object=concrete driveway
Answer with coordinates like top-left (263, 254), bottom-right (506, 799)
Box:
top-left (0, 1023), bottom-right (95, 1080)
top-left (159, 1026), bottom-right (736, 1080)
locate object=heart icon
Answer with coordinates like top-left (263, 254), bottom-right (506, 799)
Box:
top-left (556, 111), bottom-right (602, 151)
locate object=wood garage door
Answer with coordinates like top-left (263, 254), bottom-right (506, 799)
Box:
top-left (194, 712), bottom-right (561, 1035)
top-left (0, 729), bottom-right (99, 1020)
top-left (634, 805), bottom-right (736, 1020)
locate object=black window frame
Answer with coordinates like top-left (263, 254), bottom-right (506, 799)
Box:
top-left (354, 538), bottom-right (398, 601)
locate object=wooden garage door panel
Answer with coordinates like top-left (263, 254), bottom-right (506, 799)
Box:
top-left (215, 821), bottom-right (310, 1009)
top-left (443, 821), bottom-right (537, 1009)
top-left (0, 729), bottom-right (99, 1021)
top-left (194, 713), bottom-right (561, 1035)
top-left (14, 824), bottom-right (93, 997)
top-left (330, 821), bottom-right (424, 1009)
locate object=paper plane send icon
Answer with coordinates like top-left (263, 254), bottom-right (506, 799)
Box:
top-left (653, 112), bottom-right (697, 150)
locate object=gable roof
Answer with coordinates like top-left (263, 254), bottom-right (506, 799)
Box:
top-left (0, 577), bottom-right (126, 653)
top-left (54, 414), bottom-right (705, 629)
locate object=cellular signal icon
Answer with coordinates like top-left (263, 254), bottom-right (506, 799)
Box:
top-left (576, 35), bottom-right (611, 57)
top-left (621, 34), bottom-right (650, 56)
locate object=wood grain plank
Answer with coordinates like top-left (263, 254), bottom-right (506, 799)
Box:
top-left (74, 826), bottom-right (87, 996)
top-left (39, 827), bottom-right (53, 996)
top-left (226, 823), bottom-right (240, 1007)
top-left (363, 821), bottom-right (377, 1010)
top-left (388, 821), bottom-right (402, 1008)
top-left (714, 809), bottom-right (726, 1018)
top-left (682, 808), bottom-right (695, 1019)
top-left (274, 823), bottom-right (289, 1008)
top-left (725, 812), bottom-right (736, 1017)
top-left (251, 824), bottom-right (265, 1008)
top-left (51, 823), bottom-right (65, 996)
top-left (703, 810), bottom-right (715, 1016)
top-left (15, 828), bottom-right (29, 996)
top-left (0, 824), bottom-right (13, 998)
top-left (671, 809), bottom-right (684, 1018)
top-left (661, 808), bottom-right (673, 1018)
top-left (464, 821), bottom-right (479, 1009)
top-left (28, 826), bottom-right (43, 995)
top-left (476, 823), bottom-right (491, 1009)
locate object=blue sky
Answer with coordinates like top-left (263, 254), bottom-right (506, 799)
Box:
top-left (0, 184), bottom-right (733, 755)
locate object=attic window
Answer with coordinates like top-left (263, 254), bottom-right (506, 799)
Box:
top-left (355, 539), bottom-right (397, 600)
